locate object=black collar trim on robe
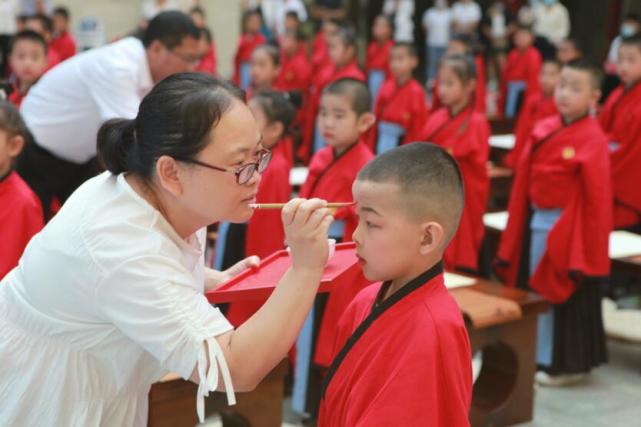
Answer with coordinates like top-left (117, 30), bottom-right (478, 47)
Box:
top-left (307, 140), bottom-right (361, 196)
top-left (320, 261), bottom-right (444, 398)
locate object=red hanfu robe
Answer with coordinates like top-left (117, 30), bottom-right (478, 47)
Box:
top-left (49, 31), bottom-right (76, 62)
top-left (299, 61), bottom-right (366, 162)
top-left (498, 46), bottom-right (542, 117)
top-left (505, 92), bottom-right (558, 168)
top-left (370, 77), bottom-right (429, 150)
top-left (432, 55), bottom-right (486, 113)
top-left (312, 32), bottom-right (330, 70)
top-left (598, 81), bottom-right (641, 228)
top-left (233, 32), bottom-right (266, 85)
top-left (0, 171), bottom-right (44, 279)
top-left (421, 107), bottom-right (490, 272)
top-left (496, 115), bottom-right (612, 303)
top-left (318, 263), bottom-right (472, 427)
top-left (225, 138), bottom-right (294, 327)
top-left (276, 49), bottom-right (312, 131)
top-left (366, 39), bottom-right (393, 76)
top-left (196, 43), bottom-right (218, 75)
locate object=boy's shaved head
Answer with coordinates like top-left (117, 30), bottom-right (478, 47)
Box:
top-left (357, 143), bottom-right (464, 245)
top-left (564, 58), bottom-right (604, 89)
top-left (323, 77), bottom-right (371, 116)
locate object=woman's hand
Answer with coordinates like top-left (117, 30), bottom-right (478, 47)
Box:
top-left (204, 256), bottom-right (260, 292)
top-left (282, 198), bottom-right (334, 272)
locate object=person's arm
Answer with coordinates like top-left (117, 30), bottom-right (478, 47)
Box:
top-left (196, 198), bottom-right (333, 391)
top-left (203, 257), bottom-right (260, 292)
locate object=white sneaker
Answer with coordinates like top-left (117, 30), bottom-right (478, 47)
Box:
top-left (535, 371), bottom-right (587, 387)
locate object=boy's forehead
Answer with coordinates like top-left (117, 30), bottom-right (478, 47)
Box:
top-left (353, 180), bottom-right (401, 209)
top-left (561, 67), bottom-right (590, 83)
top-left (321, 92), bottom-right (353, 110)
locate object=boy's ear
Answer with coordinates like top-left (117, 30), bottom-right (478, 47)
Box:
top-left (591, 88), bottom-right (602, 106)
top-left (267, 121), bottom-right (285, 141)
top-left (419, 221), bottom-right (446, 256)
top-left (7, 135), bottom-right (25, 158)
top-left (357, 112), bottom-right (376, 133)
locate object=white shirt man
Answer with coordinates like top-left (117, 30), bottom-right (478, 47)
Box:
top-left (452, 0), bottom-right (482, 36)
top-left (533, 0), bottom-right (570, 45)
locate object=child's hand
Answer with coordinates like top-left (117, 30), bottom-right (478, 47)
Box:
top-left (282, 198), bottom-right (334, 272)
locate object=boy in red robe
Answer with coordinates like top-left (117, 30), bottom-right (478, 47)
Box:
top-left (276, 29), bottom-right (311, 133)
top-left (24, 14), bottom-right (60, 70)
top-left (233, 10), bottom-right (266, 90)
top-left (499, 24), bottom-right (542, 119)
top-left (496, 59), bottom-right (611, 385)
top-left (599, 35), bottom-right (641, 230)
top-left (366, 15), bottom-right (394, 101)
top-left (298, 79), bottom-right (374, 371)
top-left (318, 143), bottom-right (472, 426)
top-left (51, 7), bottom-right (77, 62)
top-left (0, 101), bottom-right (44, 279)
top-left (421, 54), bottom-right (489, 274)
top-left (247, 44), bottom-right (282, 99)
top-left (7, 31), bottom-right (49, 108)
top-left (312, 19), bottom-right (340, 71)
top-left (431, 35), bottom-right (486, 114)
top-left (300, 27), bottom-right (366, 162)
top-left (371, 42), bottom-right (428, 154)
top-left (225, 91), bottom-right (296, 327)
top-left (506, 59), bottom-right (561, 169)
top-left (195, 27), bottom-right (218, 75)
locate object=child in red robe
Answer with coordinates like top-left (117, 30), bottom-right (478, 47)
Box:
top-left (7, 31), bottom-right (49, 108)
top-left (0, 101), bottom-right (44, 279)
top-left (497, 59), bottom-right (611, 385)
top-left (225, 91), bottom-right (296, 328)
top-left (300, 27), bottom-right (366, 162)
top-left (366, 15), bottom-right (394, 101)
top-left (298, 79), bottom-right (374, 372)
top-left (318, 143), bottom-right (472, 426)
top-left (599, 35), bottom-right (641, 230)
top-left (24, 14), bottom-right (60, 70)
top-left (421, 54), bottom-right (489, 274)
top-left (311, 19), bottom-right (340, 71)
top-left (506, 59), bottom-right (561, 169)
top-left (195, 27), bottom-right (218, 75)
top-left (431, 35), bottom-right (486, 114)
top-left (233, 10), bottom-right (266, 90)
top-left (247, 44), bottom-right (282, 99)
top-left (499, 24), bottom-right (542, 119)
top-left (277, 29), bottom-right (312, 135)
top-left (51, 7), bottom-right (77, 62)
top-left (371, 42), bottom-right (428, 153)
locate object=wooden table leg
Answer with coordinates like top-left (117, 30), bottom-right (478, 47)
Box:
top-left (469, 314), bottom-right (539, 426)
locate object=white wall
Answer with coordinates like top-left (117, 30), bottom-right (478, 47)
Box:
top-left (55, 0), bottom-right (240, 78)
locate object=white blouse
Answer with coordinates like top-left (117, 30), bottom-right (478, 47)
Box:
top-left (0, 172), bottom-right (234, 426)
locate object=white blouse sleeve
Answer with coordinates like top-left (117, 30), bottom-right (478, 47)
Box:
top-left (94, 255), bottom-right (235, 422)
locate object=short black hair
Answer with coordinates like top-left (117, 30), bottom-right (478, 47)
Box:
top-left (322, 78), bottom-right (371, 116)
top-left (562, 37), bottom-right (583, 53)
top-left (199, 27), bottom-right (212, 43)
top-left (357, 143), bottom-right (464, 245)
top-left (252, 43), bottom-right (280, 66)
top-left (334, 26), bottom-right (358, 51)
top-left (542, 58), bottom-right (562, 68)
top-left (189, 6), bottom-right (206, 17)
top-left (9, 30), bottom-right (48, 55)
top-left (515, 23), bottom-right (534, 33)
top-left (620, 33), bottom-right (641, 53)
top-left (252, 90), bottom-right (296, 132)
top-left (564, 58), bottom-right (604, 89)
top-left (283, 28), bottom-right (306, 43)
top-left (624, 12), bottom-right (641, 24)
top-left (392, 41), bottom-right (417, 57)
top-left (285, 11), bottom-right (301, 22)
top-left (52, 6), bottom-right (70, 20)
top-left (143, 11), bottom-right (200, 49)
top-left (439, 54), bottom-right (477, 82)
top-left (0, 100), bottom-right (29, 139)
top-left (25, 13), bottom-right (53, 34)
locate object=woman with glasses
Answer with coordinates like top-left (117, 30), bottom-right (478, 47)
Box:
top-left (0, 73), bottom-right (334, 426)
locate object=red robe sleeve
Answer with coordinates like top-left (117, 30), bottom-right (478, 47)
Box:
top-left (366, 40), bottom-right (393, 75)
top-left (233, 33), bottom-right (265, 85)
top-left (498, 47), bottom-right (542, 118)
top-left (0, 172), bottom-right (44, 279)
top-left (474, 55), bottom-right (486, 113)
top-left (49, 32), bottom-right (76, 61)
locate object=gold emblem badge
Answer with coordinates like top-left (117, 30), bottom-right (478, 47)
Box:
top-left (562, 146), bottom-right (575, 159)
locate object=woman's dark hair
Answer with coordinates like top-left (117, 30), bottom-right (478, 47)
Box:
top-left (252, 90), bottom-right (296, 134)
top-left (97, 73), bottom-right (244, 178)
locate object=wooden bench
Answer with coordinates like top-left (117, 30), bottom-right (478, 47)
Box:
top-left (148, 359), bottom-right (289, 427)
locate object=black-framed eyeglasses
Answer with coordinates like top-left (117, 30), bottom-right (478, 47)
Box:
top-left (179, 150), bottom-right (272, 185)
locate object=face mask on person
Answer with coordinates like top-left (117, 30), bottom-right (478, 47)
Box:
top-left (621, 24), bottom-right (637, 38)
top-left (542, 0), bottom-right (556, 5)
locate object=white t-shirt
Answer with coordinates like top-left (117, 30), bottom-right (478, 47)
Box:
top-left (533, 3), bottom-right (570, 45)
top-left (383, 0), bottom-right (415, 42)
top-left (141, 0), bottom-right (179, 20)
top-left (20, 38), bottom-right (154, 164)
top-left (422, 7), bottom-right (453, 47)
top-left (0, 172), bottom-right (234, 426)
top-left (261, 0), bottom-right (308, 37)
top-left (452, 1), bottom-right (482, 28)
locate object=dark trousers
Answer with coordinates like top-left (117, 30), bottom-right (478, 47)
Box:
top-left (17, 139), bottom-right (98, 220)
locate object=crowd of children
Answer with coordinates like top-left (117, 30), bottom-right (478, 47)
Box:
top-left (2, 2), bottom-right (641, 425)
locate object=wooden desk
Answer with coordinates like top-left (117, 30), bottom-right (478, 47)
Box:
top-left (453, 279), bottom-right (548, 427)
top-left (148, 360), bottom-right (289, 427)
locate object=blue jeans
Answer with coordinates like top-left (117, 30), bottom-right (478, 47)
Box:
top-left (377, 121), bottom-right (405, 154)
top-left (427, 46), bottom-right (447, 82)
top-left (505, 81), bottom-right (527, 119)
top-left (368, 69), bottom-right (386, 102)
